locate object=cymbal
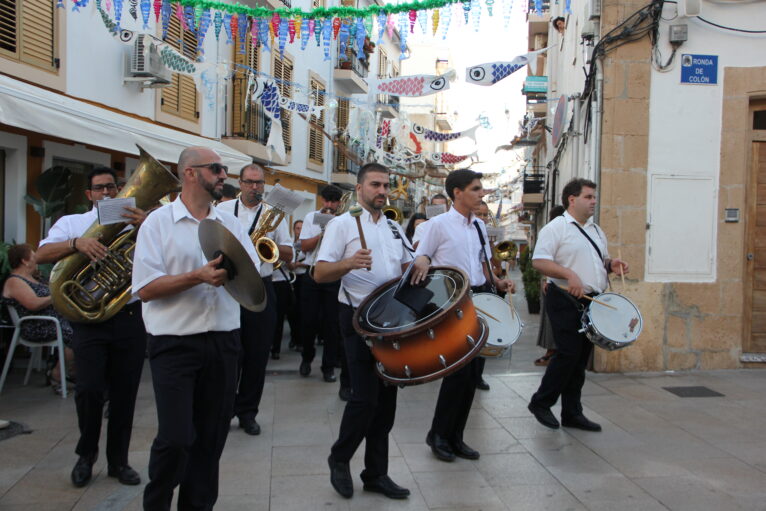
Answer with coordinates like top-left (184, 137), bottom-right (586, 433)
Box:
top-left (198, 219), bottom-right (266, 312)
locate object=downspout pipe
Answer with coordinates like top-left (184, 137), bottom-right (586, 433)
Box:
top-left (592, 56), bottom-right (604, 223)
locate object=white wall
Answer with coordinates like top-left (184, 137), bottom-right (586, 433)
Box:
top-left (0, 132), bottom-right (28, 243)
top-left (645, 0), bottom-right (766, 282)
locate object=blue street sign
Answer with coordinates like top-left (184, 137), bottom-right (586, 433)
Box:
top-left (680, 54), bottom-right (718, 85)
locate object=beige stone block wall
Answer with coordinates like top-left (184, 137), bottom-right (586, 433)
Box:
top-left (591, 2), bottom-right (763, 372)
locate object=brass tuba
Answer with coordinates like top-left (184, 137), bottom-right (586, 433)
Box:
top-left (488, 214), bottom-right (516, 262)
top-left (250, 206), bottom-right (285, 265)
top-left (50, 146), bottom-right (180, 323)
top-left (382, 205), bottom-right (402, 223)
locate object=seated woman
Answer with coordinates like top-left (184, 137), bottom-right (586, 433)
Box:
top-left (1, 243), bottom-right (75, 394)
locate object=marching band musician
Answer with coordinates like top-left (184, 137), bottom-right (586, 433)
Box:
top-left (36, 167), bottom-right (147, 489)
top-left (473, 200), bottom-right (501, 392)
top-left (410, 170), bottom-right (515, 463)
top-left (316, 163), bottom-right (411, 500)
top-left (272, 220), bottom-right (305, 356)
top-left (297, 185), bottom-right (344, 384)
top-left (217, 163), bottom-right (292, 436)
top-left (527, 178), bottom-right (629, 432)
top-left (133, 147), bottom-right (260, 510)
top-left (411, 193), bottom-right (449, 249)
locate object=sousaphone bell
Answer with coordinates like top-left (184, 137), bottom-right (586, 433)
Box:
top-left (198, 219), bottom-right (266, 312)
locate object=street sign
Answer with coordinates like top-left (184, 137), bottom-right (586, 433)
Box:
top-left (680, 54), bottom-right (718, 85)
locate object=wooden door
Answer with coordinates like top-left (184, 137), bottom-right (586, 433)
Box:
top-left (746, 140), bottom-right (766, 352)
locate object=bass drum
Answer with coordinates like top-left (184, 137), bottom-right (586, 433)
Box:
top-left (353, 267), bottom-right (488, 386)
top-left (473, 293), bottom-right (522, 357)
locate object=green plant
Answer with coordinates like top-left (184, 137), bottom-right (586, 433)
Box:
top-left (24, 166), bottom-right (73, 232)
top-left (518, 245), bottom-right (530, 273)
top-left (0, 241), bottom-right (11, 284)
top-left (522, 263), bottom-right (542, 304)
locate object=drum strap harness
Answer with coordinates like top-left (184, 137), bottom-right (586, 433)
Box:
top-left (473, 221), bottom-right (498, 295)
top-left (234, 200), bottom-right (263, 236)
top-left (571, 222), bottom-right (612, 292)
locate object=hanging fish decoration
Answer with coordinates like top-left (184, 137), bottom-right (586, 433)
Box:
top-left (271, 13), bottom-right (280, 39)
top-left (195, 5), bottom-right (203, 28)
top-left (278, 18), bottom-right (288, 57)
top-left (160, 0), bottom-right (171, 38)
top-left (411, 124), bottom-right (480, 143)
top-left (355, 18), bottom-right (366, 60)
top-left (71, 1), bottom-right (89, 13)
top-left (461, 0), bottom-right (471, 23)
top-left (309, 18), bottom-right (317, 46)
top-left (196, 9), bottom-right (211, 56)
top-left (288, 19), bottom-right (296, 44)
top-left (485, 0), bottom-right (495, 16)
top-left (223, 14), bottom-right (234, 44)
top-left (376, 70), bottom-right (455, 97)
top-left (294, 15), bottom-right (301, 39)
top-left (113, 0), bottom-right (124, 29)
top-left (503, 0), bottom-right (513, 27)
top-left (432, 9), bottom-right (439, 35)
top-left (322, 18), bottom-right (332, 61)
top-left (332, 17), bottom-right (341, 40)
top-left (408, 10), bottom-right (416, 33)
top-left (237, 13), bottom-right (248, 53)
top-left (259, 18), bottom-right (270, 51)
top-left (128, 0), bottom-right (137, 20)
top-left (465, 52), bottom-right (531, 85)
top-left (57, 0), bottom-right (65, 9)
top-left (386, 13), bottom-right (395, 39)
top-left (138, 0), bottom-right (150, 28)
top-left (230, 13), bottom-right (239, 46)
top-left (300, 18), bottom-right (310, 50)
top-left (364, 16), bottom-right (372, 38)
top-left (565, 0), bottom-right (572, 14)
top-left (106, 0), bottom-right (112, 13)
top-left (349, 18), bottom-right (357, 39)
top-left (250, 18), bottom-right (259, 49)
top-left (269, 16), bottom-right (275, 50)
top-left (184, 5), bottom-right (196, 33)
top-left (174, 4), bottom-right (186, 30)
top-left (418, 10), bottom-right (427, 34)
top-left (153, 0), bottom-right (161, 22)
top-left (376, 11), bottom-right (386, 44)
top-left (429, 151), bottom-right (476, 165)
top-left (534, 0), bottom-right (542, 14)
top-left (440, 5), bottom-right (451, 39)
top-left (471, 0), bottom-right (481, 31)
top-left (213, 10), bottom-right (223, 41)
top-left (398, 12), bottom-right (407, 59)
top-left (250, 77), bottom-right (286, 161)
top-left (338, 20), bottom-right (349, 61)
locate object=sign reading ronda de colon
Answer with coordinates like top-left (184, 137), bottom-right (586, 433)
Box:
top-left (680, 54), bottom-right (718, 85)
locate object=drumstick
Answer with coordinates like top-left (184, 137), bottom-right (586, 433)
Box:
top-left (349, 204), bottom-right (370, 271)
top-left (475, 306), bottom-right (500, 323)
top-left (618, 248), bottom-right (625, 289)
top-left (560, 287), bottom-right (618, 310)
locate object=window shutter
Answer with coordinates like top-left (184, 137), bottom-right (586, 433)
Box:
top-left (162, 15), bottom-right (198, 122)
top-left (335, 99), bottom-right (350, 171)
top-left (0, 0), bottom-right (19, 57)
top-left (0, 0), bottom-right (57, 71)
top-left (232, 38), bottom-right (260, 137)
top-left (273, 54), bottom-right (293, 152)
top-left (308, 78), bottom-right (325, 165)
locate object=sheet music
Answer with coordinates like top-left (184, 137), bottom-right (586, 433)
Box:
top-left (265, 184), bottom-right (305, 214)
top-left (313, 213), bottom-right (334, 228)
top-left (96, 197), bottom-right (136, 225)
top-left (425, 204), bottom-right (446, 219)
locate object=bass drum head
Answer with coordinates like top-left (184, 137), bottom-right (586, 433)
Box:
top-left (588, 293), bottom-right (642, 345)
top-left (356, 267), bottom-right (467, 335)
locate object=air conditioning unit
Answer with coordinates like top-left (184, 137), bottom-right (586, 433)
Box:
top-left (124, 34), bottom-right (173, 88)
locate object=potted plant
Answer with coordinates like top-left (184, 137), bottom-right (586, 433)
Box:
top-left (520, 246), bottom-right (542, 314)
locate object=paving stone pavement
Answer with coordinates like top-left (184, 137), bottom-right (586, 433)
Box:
top-left (1, 269), bottom-right (766, 510)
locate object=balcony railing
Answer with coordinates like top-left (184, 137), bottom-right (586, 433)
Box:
top-left (231, 102), bottom-right (269, 145)
top-left (337, 46), bottom-right (369, 79)
top-left (523, 168), bottom-right (546, 194)
top-left (527, 0), bottom-right (551, 13)
top-left (376, 93), bottom-right (399, 111)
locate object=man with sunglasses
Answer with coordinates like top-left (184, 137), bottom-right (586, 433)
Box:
top-left (217, 163), bottom-right (292, 437)
top-left (37, 167), bottom-right (148, 489)
top-left (133, 147), bottom-right (260, 510)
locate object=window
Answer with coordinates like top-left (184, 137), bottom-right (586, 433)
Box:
top-left (0, 0), bottom-right (57, 72)
top-left (335, 99), bottom-right (350, 171)
top-left (308, 78), bottom-right (326, 165)
top-left (755, 110), bottom-right (766, 131)
top-left (231, 40), bottom-right (267, 143)
top-left (161, 14), bottom-right (198, 122)
top-left (312, 0), bottom-right (325, 7)
top-left (273, 54), bottom-right (293, 152)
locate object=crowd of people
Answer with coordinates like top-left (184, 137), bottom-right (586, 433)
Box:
top-left (0, 145), bottom-right (628, 509)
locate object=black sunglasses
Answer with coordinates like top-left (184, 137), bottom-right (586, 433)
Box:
top-left (190, 162), bottom-right (228, 175)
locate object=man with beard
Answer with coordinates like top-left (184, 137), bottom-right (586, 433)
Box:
top-left (217, 163), bottom-right (292, 436)
top-left (316, 163), bottom-right (412, 500)
top-left (133, 146), bottom-right (260, 510)
top-left (411, 169), bottom-right (515, 463)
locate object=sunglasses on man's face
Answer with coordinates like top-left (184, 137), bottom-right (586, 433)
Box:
top-left (190, 162), bottom-right (229, 175)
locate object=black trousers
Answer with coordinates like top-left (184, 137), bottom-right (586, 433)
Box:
top-left (530, 285), bottom-right (593, 417)
top-left (143, 331), bottom-right (240, 511)
top-left (430, 283), bottom-right (491, 441)
top-left (299, 274), bottom-right (341, 374)
top-left (272, 279), bottom-right (297, 355)
top-left (71, 301), bottom-right (145, 466)
top-left (330, 304), bottom-right (397, 479)
top-left (234, 277), bottom-right (276, 422)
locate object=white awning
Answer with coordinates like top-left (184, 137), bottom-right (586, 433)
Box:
top-left (0, 74), bottom-right (251, 170)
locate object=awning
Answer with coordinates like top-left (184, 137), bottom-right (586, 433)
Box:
top-left (0, 74), bottom-right (252, 170)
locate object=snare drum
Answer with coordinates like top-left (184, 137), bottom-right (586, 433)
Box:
top-left (473, 293), bottom-right (523, 357)
top-left (580, 292), bottom-right (642, 351)
top-left (353, 267), bottom-right (488, 386)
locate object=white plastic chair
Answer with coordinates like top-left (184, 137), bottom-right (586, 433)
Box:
top-left (0, 304), bottom-right (67, 398)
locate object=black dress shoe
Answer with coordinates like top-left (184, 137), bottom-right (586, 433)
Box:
top-left (338, 386), bottom-right (352, 401)
top-left (240, 418), bottom-right (261, 436)
top-left (299, 361), bottom-right (311, 377)
top-left (323, 371), bottom-right (337, 383)
top-left (528, 403), bottom-right (560, 429)
top-left (363, 475), bottom-right (410, 499)
top-left (476, 379), bottom-right (490, 391)
top-left (71, 454), bottom-right (97, 488)
top-left (107, 465), bottom-right (141, 485)
top-left (328, 456), bottom-right (353, 498)
top-left (562, 414), bottom-right (602, 432)
top-left (451, 439), bottom-right (480, 460)
top-left (426, 431), bottom-right (455, 462)
top-left (271, 352), bottom-right (280, 360)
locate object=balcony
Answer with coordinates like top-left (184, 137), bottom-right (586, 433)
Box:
top-left (435, 112), bottom-right (452, 131)
top-left (527, 0), bottom-right (551, 38)
top-left (333, 47), bottom-right (369, 94)
top-left (522, 168), bottom-right (545, 208)
top-left (523, 76), bottom-right (547, 115)
top-left (376, 94), bottom-right (399, 119)
top-left (332, 148), bottom-right (361, 186)
top-left (224, 72), bottom-right (280, 162)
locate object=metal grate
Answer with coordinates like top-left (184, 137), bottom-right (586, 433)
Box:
top-left (663, 386), bottom-right (724, 398)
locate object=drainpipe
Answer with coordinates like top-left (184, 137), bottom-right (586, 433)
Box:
top-left (592, 56), bottom-right (604, 223)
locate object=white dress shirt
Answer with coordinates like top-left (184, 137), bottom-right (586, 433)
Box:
top-left (216, 199), bottom-right (290, 278)
top-left (532, 211), bottom-right (609, 294)
top-left (298, 210), bottom-right (325, 266)
top-left (317, 208), bottom-right (412, 307)
top-left (411, 219), bottom-right (432, 245)
top-left (414, 207), bottom-right (492, 287)
top-left (132, 197), bottom-right (260, 336)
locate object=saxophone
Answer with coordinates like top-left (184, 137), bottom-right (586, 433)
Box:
top-left (49, 146), bottom-right (180, 323)
top-left (250, 205), bottom-right (285, 266)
